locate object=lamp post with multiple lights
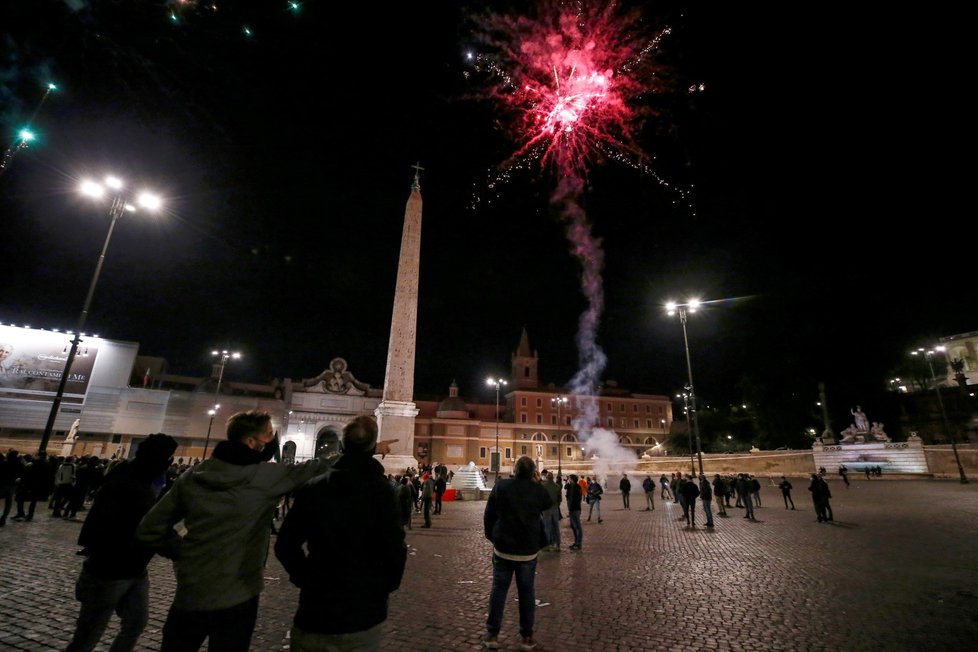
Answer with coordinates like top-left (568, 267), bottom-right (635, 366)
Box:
top-left (666, 300), bottom-right (705, 477)
top-left (202, 349), bottom-right (241, 459)
top-left (911, 347), bottom-right (968, 484)
top-left (38, 176), bottom-right (162, 454)
top-left (487, 377), bottom-right (507, 483)
top-left (551, 395), bottom-right (568, 479)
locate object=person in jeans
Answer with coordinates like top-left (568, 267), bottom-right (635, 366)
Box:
top-left (619, 472), bottom-right (631, 509)
top-left (698, 475), bottom-right (714, 528)
top-left (779, 476), bottom-right (796, 509)
top-left (66, 433), bottom-right (177, 652)
top-left (483, 456), bottom-right (551, 651)
top-left (586, 478), bottom-right (603, 523)
top-left (641, 474), bottom-right (655, 511)
top-left (564, 474), bottom-right (583, 551)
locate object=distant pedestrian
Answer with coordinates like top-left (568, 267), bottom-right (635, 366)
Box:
top-left (619, 473), bottom-right (631, 510)
top-left (433, 473), bottom-right (447, 515)
top-left (564, 474), bottom-right (583, 551)
top-left (420, 473), bottom-right (434, 528)
top-left (670, 473), bottom-right (680, 503)
top-left (397, 476), bottom-right (414, 530)
top-left (699, 475), bottom-right (714, 528)
top-left (865, 467), bottom-right (871, 480)
top-left (808, 473), bottom-right (833, 522)
top-left (542, 471), bottom-right (562, 551)
top-left (641, 474), bottom-right (655, 511)
top-left (66, 433), bottom-right (177, 652)
top-left (52, 456), bottom-right (77, 518)
top-left (779, 476), bottom-right (795, 509)
top-left (737, 474), bottom-right (756, 520)
top-left (679, 475), bottom-right (701, 527)
top-left (586, 478), bottom-right (603, 523)
top-left (750, 475), bottom-right (762, 507)
top-left (0, 449), bottom-right (22, 526)
top-left (660, 473), bottom-right (673, 500)
top-left (13, 452), bottom-right (53, 521)
top-left (839, 465), bottom-right (850, 487)
top-left (482, 456), bottom-right (551, 651)
top-left (712, 474), bottom-right (728, 516)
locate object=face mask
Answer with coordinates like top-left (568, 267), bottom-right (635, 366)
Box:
top-left (260, 435), bottom-right (279, 462)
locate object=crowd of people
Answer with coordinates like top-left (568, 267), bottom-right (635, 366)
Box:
top-left (1, 424), bottom-right (858, 652)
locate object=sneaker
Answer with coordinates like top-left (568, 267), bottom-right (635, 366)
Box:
top-left (484, 634), bottom-right (500, 649)
top-left (521, 636), bottom-right (544, 650)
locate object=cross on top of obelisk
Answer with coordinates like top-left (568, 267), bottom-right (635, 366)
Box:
top-left (411, 162), bottom-right (424, 190)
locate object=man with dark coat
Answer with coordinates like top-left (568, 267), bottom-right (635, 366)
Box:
top-left (433, 472), bottom-right (447, 515)
top-left (679, 474), bottom-right (701, 526)
top-left (565, 474), bottom-right (583, 551)
top-left (275, 416), bottom-right (406, 651)
top-left (482, 456), bottom-right (551, 651)
top-left (13, 452), bottom-right (53, 521)
top-left (619, 472), bottom-right (632, 510)
top-left (66, 433), bottom-right (177, 652)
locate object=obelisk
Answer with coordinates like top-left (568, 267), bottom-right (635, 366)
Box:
top-left (374, 165), bottom-right (422, 473)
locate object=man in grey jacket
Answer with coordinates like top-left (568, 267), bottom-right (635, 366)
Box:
top-left (136, 409), bottom-right (394, 652)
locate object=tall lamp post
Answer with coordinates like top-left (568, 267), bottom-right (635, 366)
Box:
top-left (487, 377), bottom-right (507, 484)
top-left (912, 347), bottom-right (968, 484)
top-left (677, 390), bottom-right (696, 477)
top-left (38, 176), bottom-right (161, 454)
top-left (202, 349), bottom-right (241, 459)
top-left (666, 300), bottom-right (705, 477)
top-left (551, 395), bottom-right (568, 479)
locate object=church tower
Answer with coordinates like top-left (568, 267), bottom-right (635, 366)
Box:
top-left (511, 326), bottom-right (540, 390)
top-left (374, 166), bottom-right (423, 472)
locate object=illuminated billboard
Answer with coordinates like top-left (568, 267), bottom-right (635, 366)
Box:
top-left (0, 325), bottom-right (100, 404)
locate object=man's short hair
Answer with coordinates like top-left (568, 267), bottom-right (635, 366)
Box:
top-left (226, 410), bottom-right (272, 442)
top-left (569, 473), bottom-right (578, 482)
top-left (135, 433), bottom-right (178, 465)
top-left (342, 416), bottom-right (378, 455)
top-left (514, 455), bottom-right (535, 479)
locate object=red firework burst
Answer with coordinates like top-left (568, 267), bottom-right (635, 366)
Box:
top-left (472, 0), bottom-right (670, 177)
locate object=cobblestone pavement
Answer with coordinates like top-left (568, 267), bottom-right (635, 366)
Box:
top-left (1, 477), bottom-right (976, 651)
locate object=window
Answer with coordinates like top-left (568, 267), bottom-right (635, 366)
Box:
top-left (521, 445), bottom-right (528, 455)
top-left (520, 413), bottom-right (527, 423)
top-left (524, 366), bottom-right (530, 377)
top-left (646, 405), bottom-right (651, 413)
top-left (646, 419), bottom-right (652, 428)
top-left (535, 414), bottom-right (542, 424)
top-left (619, 403), bottom-right (625, 412)
top-left (566, 446), bottom-right (573, 458)
top-left (633, 404), bottom-right (638, 412)
top-left (607, 417), bottom-right (613, 427)
top-left (521, 397), bottom-right (527, 407)
top-left (505, 447), bottom-right (512, 459)
top-left (633, 419), bottom-right (639, 428)
top-left (480, 447), bottom-right (486, 458)
top-left (536, 398), bottom-right (542, 408)
top-left (551, 415), bottom-right (557, 425)
top-left (551, 446), bottom-right (557, 456)
top-left (606, 403), bottom-right (612, 411)
top-left (565, 416), bottom-right (571, 426)
top-left (658, 406), bottom-right (663, 413)
top-left (619, 418), bottom-right (626, 427)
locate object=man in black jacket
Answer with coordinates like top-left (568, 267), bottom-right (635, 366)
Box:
top-left (565, 473), bottom-right (583, 551)
top-left (275, 416), bottom-right (406, 651)
top-left (483, 456), bottom-right (551, 651)
top-left (66, 432), bottom-right (177, 652)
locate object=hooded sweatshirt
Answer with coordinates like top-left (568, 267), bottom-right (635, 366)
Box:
top-left (136, 440), bottom-right (331, 611)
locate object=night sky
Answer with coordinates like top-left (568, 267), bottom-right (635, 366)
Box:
top-left (0, 2), bottom-right (965, 433)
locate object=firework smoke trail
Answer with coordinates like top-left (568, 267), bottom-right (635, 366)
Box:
top-left (473, 1), bottom-right (671, 446)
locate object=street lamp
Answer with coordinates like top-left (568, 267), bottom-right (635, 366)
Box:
top-left (202, 349), bottom-right (241, 458)
top-left (38, 175), bottom-right (162, 454)
top-left (911, 347), bottom-right (968, 484)
top-left (676, 390), bottom-right (696, 477)
top-left (551, 395), bottom-right (568, 478)
top-left (666, 300), bottom-right (705, 476)
top-left (486, 377), bottom-right (507, 483)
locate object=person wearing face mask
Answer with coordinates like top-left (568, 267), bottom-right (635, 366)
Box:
top-left (136, 409), bottom-right (396, 652)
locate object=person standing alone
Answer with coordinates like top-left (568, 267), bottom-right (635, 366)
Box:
top-left (564, 474), bottom-right (583, 551)
top-left (779, 476), bottom-right (795, 509)
top-left (482, 457), bottom-right (551, 651)
top-left (641, 474), bottom-right (655, 511)
top-left (619, 472), bottom-right (631, 510)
